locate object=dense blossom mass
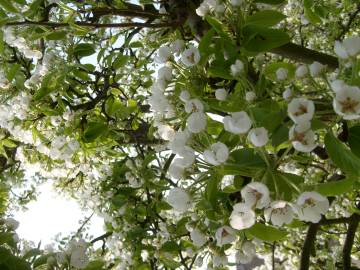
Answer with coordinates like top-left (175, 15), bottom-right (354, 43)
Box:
top-left (0, 0), bottom-right (359, 270)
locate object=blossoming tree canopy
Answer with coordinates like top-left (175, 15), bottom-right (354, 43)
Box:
top-left (0, 0), bottom-right (359, 269)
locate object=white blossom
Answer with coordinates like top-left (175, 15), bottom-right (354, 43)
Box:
top-left (309, 61), bottom-right (325, 77)
top-left (215, 226), bottom-right (237, 247)
top-left (295, 65), bottom-right (308, 78)
top-left (235, 241), bottom-right (256, 264)
top-left (168, 158), bottom-right (187, 179)
top-left (223, 111), bottom-right (252, 134)
top-left (330, 80), bottom-right (346, 93)
top-left (157, 124), bottom-right (175, 141)
top-left (157, 66), bottom-right (173, 82)
top-left (287, 98), bottom-right (315, 123)
top-left (203, 142), bottom-right (229, 165)
top-left (213, 253), bottom-right (228, 268)
top-left (181, 46), bottom-right (200, 67)
top-left (248, 127), bottom-right (269, 147)
top-left (154, 46), bottom-right (172, 63)
top-left (231, 0), bottom-right (243, 6)
top-left (170, 39), bottom-right (185, 55)
top-left (264, 201), bottom-right (294, 226)
top-left (168, 130), bottom-right (191, 154)
top-left (179, 90), bottom-right (191, 102)
top-left (70, 249), bottom-right (89, 269)
top-left (4, 217), bottom-right (19, 230)
top-left (276, 68), bottom-right (288, 80)
top-left (231, 59), bottom-right (244, 77)
top-left (245, 91), bottom-right (256, 102)
top-left (187, 112), bottom-right (207, 133)
top-left (334, 36), bottom-right (360, 59)
top-left (295, 192), bottom-right (329, 223)
top-left (241, 182), bottom-right (270, 209)
top-left (190, 228), bottom-right (207, 247)
top-left (215, 88), bottom-right (227, 101)
top-left (166, 188), bottom-right (192, 212)
top-left (333, 84), bottom-right (360, 120)
top-left (289, 121), bottom-right (317, 152)
top-left (283, 87), bottom-right (293, 101)
top-left (196, 2), bottom-right (210, 17)
top-left (185, 99), bottom-right (204, 113)
top-left (230, 203), bottom-right (256, 230)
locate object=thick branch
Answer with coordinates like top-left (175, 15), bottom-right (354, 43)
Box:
top-left (271, 43), bottom-right (339, 70)
top-left (5, 20), bottom-right (177, 29)
top-left (89, 7), bottom-right (161, 20)
top-left (343, 214), bottom-right (360, 270)
top-left (299, 223), bottom-right (319, 270)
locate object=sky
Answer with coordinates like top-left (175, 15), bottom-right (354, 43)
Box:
top-left (14, 181), bottom-right (104, 247)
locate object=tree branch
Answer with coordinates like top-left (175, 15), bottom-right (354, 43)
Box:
top-left (271, 43), bottom-right (339, 70)
top-left (337, 4), bottom-right (360, 40)
top-left (343, 214), bottom-right (360, 269)
top-left (90, 231), bottom-right (113, 244)
top-left (299, 223), bottom-right (319, 270)
top-left (5, 20), bottom-right (178, 29)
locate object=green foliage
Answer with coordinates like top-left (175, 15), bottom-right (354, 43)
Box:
top-left (325, 132), bottom-right (360, 176)
top-left (246, 223), bottom-right (288, 242)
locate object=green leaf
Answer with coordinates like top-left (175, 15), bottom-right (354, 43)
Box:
top-left (0, 232), bottom-right (16, 248)
top-left (113, 55), bottom-right (130, 69)
top-left (0, 0), bottom-right (18, 13)
top-left (246, 10), bottom-right (286, 27)
top-left (83, 122), bottom-right (108, 142)
top-left (223, 149), bottom-right (266, 177)
top-left (22, 249), bottom-right (41, 260)
top-left (46, 31), bottom-right (67, 40)
top-left (247, 223), bottom-right (287, 242)
top-left (303, 0), bottom-right (321, 24)
top-left (243, 25), bottom-right (290, 52)
top-left (73, 43), bottom-right (96, 57)
top-left (272, 125), bottom-right (289, 147)
top-left (83, 260), bottom-right (105, 270)
top-left (249, 106), bottom-right (285, 133)
top-left (348, 125), bottom-right (360, 158)
top-left (161, 241), bottom-right (181, 252)
top-left (325, 132), bottom-right (360, 176)
top-left (6, 64), bottom-right (20, 82)
top-left (0, 31), bottom-right (4, 54)
top-left (263, 170), bottom-right (302, 200)
top-left (227, 148), bottom-right (266, 168)
top-left (33, 254), bottom-right (51, 268)
top-left (205, 175), bottom-right (221, 208)
top-left (199, 28), bottom-right (215, 61)
top-left (314, 178), bottom-right (355, 196)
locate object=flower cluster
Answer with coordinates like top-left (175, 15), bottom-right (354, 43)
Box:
top-left (230, 182), bottom-right (329, 230)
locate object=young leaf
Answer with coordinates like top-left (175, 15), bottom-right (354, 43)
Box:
top-left (83, 122), bottom-right (108, 142)
top-left (247, 223), bottom-right (288, 242)
top-left (73, 43), bottom-right (96, 57)
top-left (348, 125), bottom-right (360, 158)
top-left (315, 178), bottom-right (355, 196)
top-left (324, 132), bottom-right (360, 176)
top-left (246, 10), bottom-right (286, 27)
top-left (243, 25), bottom-right (290, 52)
top-left (0, 0), bottom-right (18, 13)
